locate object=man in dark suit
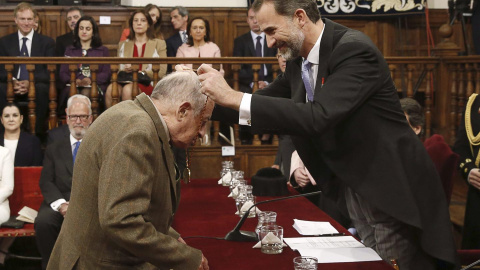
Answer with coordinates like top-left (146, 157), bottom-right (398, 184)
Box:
top-left (0, 3), bottom-right (55, 140)
top-left (166, 6), bottom-right (189, 58)
top-left (199, 0), bottom-right (457, 269)
top-left (233, 7), bottom-right (277, 143)
top-left (34, 95), bottom-right (92, 270)
top-left (47, 71), bottom-right (211, 270)
top-left (55, 7), bottom-right (83, 57)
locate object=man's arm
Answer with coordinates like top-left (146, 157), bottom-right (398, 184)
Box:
top-left (39, 145), bottom-right (65, 204)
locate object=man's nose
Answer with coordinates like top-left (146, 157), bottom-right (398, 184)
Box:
top-left (266, 36), bottom-right (275, 48)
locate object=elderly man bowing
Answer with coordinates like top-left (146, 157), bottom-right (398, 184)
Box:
top-left (48, 71), bottom-right (212, 270)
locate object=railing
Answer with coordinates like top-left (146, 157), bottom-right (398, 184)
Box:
top-left (1, 55), bottom-right (478, 146)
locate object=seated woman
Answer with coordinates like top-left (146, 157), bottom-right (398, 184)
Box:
top-left (59, 15), bottom-right (111, 112)
top-left (120, 4), bottom-right (164, 41)
top-left (0, 103), bottom-right (42, 166)
top-left (176, 17), bottom-right (224, 76)
top-left (105, 9), bottom-right (167, 108)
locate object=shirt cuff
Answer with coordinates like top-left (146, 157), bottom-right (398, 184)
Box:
top-left (50, 198), bottom-right (67, 212)
top-left (239, 93), bottom-right (252, 126)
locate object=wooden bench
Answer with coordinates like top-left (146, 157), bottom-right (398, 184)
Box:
top-left (0, 167), bottom-right (43, 237)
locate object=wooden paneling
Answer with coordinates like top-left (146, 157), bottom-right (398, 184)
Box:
top-left (0, 6), bottom-right (463, 58)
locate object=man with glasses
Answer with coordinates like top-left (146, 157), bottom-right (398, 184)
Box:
top-left (35, 94), bottom-right (92, 270)
top-left (0, 2), bottom-right (55, 142)
top-left (48, 71), bottom-right (211, 270)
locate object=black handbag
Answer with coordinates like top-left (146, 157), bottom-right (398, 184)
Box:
top-left (117, 70), bottom-right (151, 86)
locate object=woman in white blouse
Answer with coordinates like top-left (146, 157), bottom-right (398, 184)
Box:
top-left (0, 146), bottom-right (13, 224)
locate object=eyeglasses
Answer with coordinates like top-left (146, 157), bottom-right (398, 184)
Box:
top-left (67, 115), bottom-right (91, 121)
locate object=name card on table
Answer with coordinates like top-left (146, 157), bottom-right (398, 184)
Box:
top-left (222, 146), bottom-right (235, 156)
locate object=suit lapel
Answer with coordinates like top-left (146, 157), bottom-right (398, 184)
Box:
top-left (123, 40), bottom-right (134, 58)
top-left (31, 32), bottom-right (39, 57)
top-left (291, 58), bottom-right (306, 103)
top-left (60, 137), bottom-right (74, 175)
top-left (247, 32), bottom-right (257, 56)
top-left (144, 40), bottom-right (155, 58)
top-left (315, 19), bottom-right (334, 95)
top-left (135, 94), bottom-right (177, 201)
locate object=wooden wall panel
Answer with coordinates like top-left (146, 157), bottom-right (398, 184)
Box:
top-left (0, 6), bottom-right (469, 58)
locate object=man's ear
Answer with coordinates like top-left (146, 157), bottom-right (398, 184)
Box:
top-left (176, 102), bottom-right (192, 120)
top-left (294, 9), bottom-right (307, 28)
top-left (413, 125), bottom-right (422, 135)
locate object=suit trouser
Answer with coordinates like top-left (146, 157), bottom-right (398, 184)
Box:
top-left (34, 202), bottom-right (64, 270)
top-left (344, 187), bottom-right (436, 270)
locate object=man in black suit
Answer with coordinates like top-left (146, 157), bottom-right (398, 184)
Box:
top-left (55, 7), bottom-right (83, 57)
top-left (34, 94), bottom-right (92, 269)
top-left (233, 7), bottom-right (277, 143)
top-left (233, 7), bottom-right (277, 94)
top-left (199, 0), bottom-right (457, 269)
top-left (0, 3), bottom-right (55, 140)
top-left (166, 6), bottom-right (189, 58)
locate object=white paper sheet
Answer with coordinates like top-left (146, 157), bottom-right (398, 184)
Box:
top-left (299, 247), bottom-right (382, 263)
top-left (285, 236), bottom-right (364, 249)
top-left (293, 219), bottom-right (339, 235)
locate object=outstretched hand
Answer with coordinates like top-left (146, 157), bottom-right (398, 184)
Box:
top-left (197, 64), bottom-right (243, 110)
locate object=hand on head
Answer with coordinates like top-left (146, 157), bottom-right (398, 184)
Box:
top-left (197, 64), bottom-right (243, 110)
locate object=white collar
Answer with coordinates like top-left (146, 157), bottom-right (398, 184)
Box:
top-left (18, 29), bottom-right (34, 41)
top-left (304, 24), bottom-right (325, 65)
top-left (69, 134), bottom-right (82, 146)
top-left (250, 31), bottom-right (265, 41)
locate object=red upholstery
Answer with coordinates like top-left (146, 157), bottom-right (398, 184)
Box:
top-left (424, 134), bottom-right (459, 204)
top-left (458, 249), bottom-right (480, 266)
top-left (173, 179), bottom-right (393, 270)
top-left (0, 167), bottom-right (43, 237)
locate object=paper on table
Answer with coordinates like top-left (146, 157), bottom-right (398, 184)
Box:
top-left (293, 219), bottom-right (338, 235)
top-left (284, 236), bottom-right (382, 263)
top-left (298, 247), bottom-right (382, 263)
top-left (284, 236), bottom-right (364, 249)
top-left (228, 186), bottom-right (239, 198)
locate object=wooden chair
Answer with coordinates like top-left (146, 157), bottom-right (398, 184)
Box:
top-left (0, 167), bottom-right (43, 261)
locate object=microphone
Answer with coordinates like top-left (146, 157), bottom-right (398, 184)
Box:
top-left (224, 190), bottom-right (322, 242)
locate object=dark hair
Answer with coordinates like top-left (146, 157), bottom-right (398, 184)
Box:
top-left (2, 103), bottom-right (21, 116)
top-left (127, 10), bottom-right (155, 41)
top-left (252, 0), bottom-right (321, 23)
top-left (66, 7), bottom-right (83, 18)
top-left (171, 6), bottom-right (189, 17)
top-left (186, 17), bottom-right (210, 46)
top-left (145, 4), bottom-right (164, 39)
top-left (400, 97), bottom-right (425, 136)
top-left (73, 16), bottom-right (103, 48)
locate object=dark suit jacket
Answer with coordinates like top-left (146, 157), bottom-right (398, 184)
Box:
top-left (55, 32), bottom-right (73, 57)
top-left (250, 19), bottom-right (456, 265)
top-left (39, 136), bottom-right (73, 204)
top-left (166, 32), bottom-right (183, 57)
top-left (233, 31), bottom-right (277, 93)
top-left (0, 31), bottom-right (55, 83)
top-left (0, 131), bottom-right (43, 167)
top-left (47, 93), bottom-right (202, 270)
top-left (46, 125), bottom-right (69, 146)
top-left (454, 94), bottom-right (480, 249)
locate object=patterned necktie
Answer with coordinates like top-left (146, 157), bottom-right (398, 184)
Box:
top-left (182, 31), bottom-right (188, 43)
top-left (255, 36), bottom-right (265, 81)
top-left (301, 59), bottom-right (314, 102)
top-left (19, 37), bottom-right (29, 80)
top-left (72, 141), bottom-right (81, 164)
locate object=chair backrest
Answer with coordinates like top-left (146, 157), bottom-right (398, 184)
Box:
top-left (424, 134), bottom-right (459, 204)
top-left (9, 167), bottom-right (43, 215)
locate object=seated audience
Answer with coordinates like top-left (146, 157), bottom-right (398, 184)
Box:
top-left (176, 17), bottom-right (224, 75)
top-left (55, 7), bottom-right (83, 57)
top-left (33, 10), bottom-right (42, 34)
top-left (120, 4), bottom-right (164, 42)
top-left (34, 95), bottom-right (93, 269)
top-left (0, 103), bottom-right (42, 166)
top-left (105, 9), bottom-right (167, 108)
top-left (0, 2), bottom-right (55, 141)
top-left (454, 93), bottom-right (480, 249)
top-left (59, 15), bottom-right (111, 112)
